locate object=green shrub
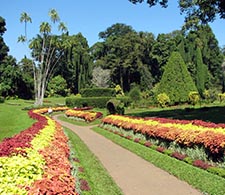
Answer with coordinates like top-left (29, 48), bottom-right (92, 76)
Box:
top-left (183, 157), bottom-right (194, 165)
top-left (189, 91), bottom-right (200, 105)
top-left (157, 93), bottom-right (170, 108)
top-left (218, 93), bottom-right (225, 102)
top-left (129, 86), bottom-right (141, 104)
top-left (106, 99), bottom-right (124, 115)
top-left (116, 96), bottom-right (132, 107)
top-left (115, 85), bottom-right (124, 97)
top-left (47, 75), bottom-right (68, 97)
top-left (80, 88), bottom-right (116, 97)
top-left (163, 149), bottom-right (173, 156)
top-left (0, 96), bottom-right (4, 103)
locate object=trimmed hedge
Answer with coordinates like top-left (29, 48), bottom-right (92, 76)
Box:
top-left (80, 88), bottom-right (116, 97)
top-left (66, 97), bottom-right (112, 108)
top-left (66, 96), bottom-right (131, 109)
top-left (116, 96), bottom-right (132, 107)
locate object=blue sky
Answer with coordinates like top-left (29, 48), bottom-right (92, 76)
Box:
top-left (1, 0), bottom-right (225, 62)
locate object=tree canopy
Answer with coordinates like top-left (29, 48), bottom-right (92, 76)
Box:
top-left (129, 0), bottom-right (225, 24)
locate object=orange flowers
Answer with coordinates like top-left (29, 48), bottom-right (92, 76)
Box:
top-left (102, 115), bottom-right (225, 154)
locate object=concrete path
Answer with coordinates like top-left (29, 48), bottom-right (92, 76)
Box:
top-left (53, 115), bottom-right (203, 195)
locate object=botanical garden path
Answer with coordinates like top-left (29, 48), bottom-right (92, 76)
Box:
top-left (53, 115), bottom-right (203, 195)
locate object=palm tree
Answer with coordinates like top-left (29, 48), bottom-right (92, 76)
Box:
top-left (49, 9), bottom-right (60, 24)
top-left (19, 12), bottom-right (32, 40)
top-left (58, 22), bottom-right (68, 33)
top-left (39, 22), bottom-right (51, 35)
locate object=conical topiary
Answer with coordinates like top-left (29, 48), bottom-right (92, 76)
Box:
top-left (157, 51), bottom-right (197, 104)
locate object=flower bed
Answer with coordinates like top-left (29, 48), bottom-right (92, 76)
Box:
top-left (0, 108), bottom-right (78, 194)
top-left (102, 115), bottom-right (225, 159)
top-left (99, 122), bottom-right (225, 178)
top-left (65, 109), bottom-right (103, 122)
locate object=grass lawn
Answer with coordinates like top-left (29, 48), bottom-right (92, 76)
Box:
top-left (0, 99), bottom-right (34, 141)
top-left (126, 103), bottom-right (225, 124)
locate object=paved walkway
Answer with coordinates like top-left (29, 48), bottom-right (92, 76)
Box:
top-left (53, 115), bottom-right (203, 195)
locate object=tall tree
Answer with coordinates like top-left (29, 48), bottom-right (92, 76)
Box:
top-left (0, 55), bottom-right (21, 97)
top-left (149, 33), bottom-right (176, 82)
top-left (195, 47), bottom-right (208, 96)
top-left (56, 33), bottom-right (92, 94)
top-left (18, 57), bottom-right (34, 99)
top-left (19, 9), bottom-right (68, 106)
top-left (0, 17), bottom-right (8, 61)
top-left (157, 51), bottom-right (197, 104)
top-left (92, 23), bottom-right (154, 91)
top-left (19, 12), bottom-right (32, 40)
top-left (129, 0), bottom-right (225, 23)
top-left (184, 25), bottom-right (223, 88)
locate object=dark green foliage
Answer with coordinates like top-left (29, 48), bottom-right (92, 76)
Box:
top-left (157, 52), bottom-right (197, 104)
top-left (129, 0), bottom-right (225, 23)
top-left (0, 96), bottom-right (4, 103)
top-left (47, 75), bottom-right (68, 97)
top-left (116, 96), bottom-right (132, 107)
top-left (139, 65), bottom-right (153, 90)
top-left (195, 47), bottom-right (208, 96)
top-left (185, 26), bottom-right (223, 88)
top-left (80, 88), bottom-right (116, 97)
top-left (106, 99), bottom-right (125, 115)
top-left (17, 57), bottom-right (34, 99)
top-left (129, 86), bottom-right (141, 104)
top-left (0, 56), bottom-right (22, 98)
top-left (55, 33), bottom-right (92, 94)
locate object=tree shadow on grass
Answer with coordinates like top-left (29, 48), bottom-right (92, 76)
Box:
top-left (127, 106), bottom-right (225, 124)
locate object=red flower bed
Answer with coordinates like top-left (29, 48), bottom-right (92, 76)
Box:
top-left (0, 108), bottom-right (78, 194)
top-left (0, 110), bottom-right (47, 157)
top-left (28, 123), bottom-right (77, 195)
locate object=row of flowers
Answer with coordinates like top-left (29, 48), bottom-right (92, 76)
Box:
top-left (100, 123), bottom-right (225, 178)
top-left (65, 109), bottom-right (103, 122)
top-left (0, 108), bottom-right (78, 194)
top-left (101, 115), bottom-right (225, 155)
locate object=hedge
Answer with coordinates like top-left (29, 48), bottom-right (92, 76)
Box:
top-left (66, 96), bottom-right (131, 109)
top-left (66, 97), bottom-right (112, 108)
top-left (80, 88), bottom-right (116, 97)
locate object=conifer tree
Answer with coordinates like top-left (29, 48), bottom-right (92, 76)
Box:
top-left (195, 47), bottom-right (208, 96)
top-left (157, 51), bottom-right (197, 104)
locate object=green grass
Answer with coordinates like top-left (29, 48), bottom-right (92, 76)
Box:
top-left (0, 100), bottom-right (35, 142)
top-left (126, 104), bottom-right (225, 124)
top-left (64, 127), bottom-right (123, 195)
top-left (92, 126), bottom-right (225, 195)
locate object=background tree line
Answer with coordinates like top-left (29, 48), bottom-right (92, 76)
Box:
top-left (0, 15), bottom-right (225, 105)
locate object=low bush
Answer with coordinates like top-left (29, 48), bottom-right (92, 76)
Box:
top-left (0, 96), bottom-right (5, 103)
top-left (106, 99), bottom-right (124, 115)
